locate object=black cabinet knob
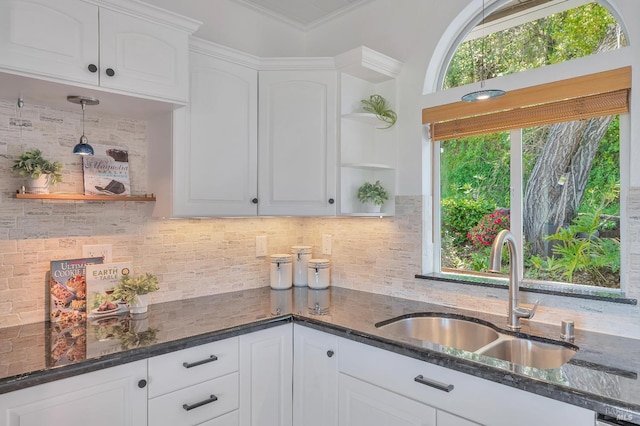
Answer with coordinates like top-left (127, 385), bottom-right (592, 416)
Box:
top-left (328, 198), bottom-right (335, 204)
top-left (87, 64), bottom-right (98, 73)
top-left (251, 198), bottom-right (258, 204)
top-left (106, 68), bottom-right (115, 77)
top-left (138, 379), bottom-right (147, 388)
top-left (327, 350), bottom-right (334, 358)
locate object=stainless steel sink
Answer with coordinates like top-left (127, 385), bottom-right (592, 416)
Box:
top-left (375, 315), bottom-right (500, 352)
top-left (478, 337), bottom-right (577, 369)
top-left (375, 313), bottom-right (578, 369)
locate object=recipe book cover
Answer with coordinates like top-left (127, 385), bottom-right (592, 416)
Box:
top-left (86, 262), bottom-right (132, 319)
top-left (49, 257), bottom-right (104, 324)
top-left (82, 144), bottom-right (131, 196)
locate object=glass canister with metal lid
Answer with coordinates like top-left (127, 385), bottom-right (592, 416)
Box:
top-left (291, 246), bottom-right (312, 286)
top-left (270, 254), bottom-right (292, 289)
top-left (307, 258), bottom-right (330, 289)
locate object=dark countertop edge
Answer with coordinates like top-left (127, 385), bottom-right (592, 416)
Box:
top-left (415, 274), bottom-right (638, 305)
top-left (1, 314), bottom-right (638, 424)
top-left (0, 316), bottom-right (291, 395)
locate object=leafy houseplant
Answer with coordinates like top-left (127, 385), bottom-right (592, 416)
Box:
top-left (357, 180), bottom-right (389, 212)
top-left (111, 273), bottom-right (159, 314)
top-left (360, 94), bottom-right (397, 129)
top-left (12, 149), bottom-right (63, 193)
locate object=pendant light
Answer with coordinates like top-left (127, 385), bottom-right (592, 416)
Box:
top-left (461, 0), bottom-right (506, 102)
top-left (67, 95), bottom-right (99, 155)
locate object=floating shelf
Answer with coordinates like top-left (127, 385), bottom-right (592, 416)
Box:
top-left (342, 112), bottom-right (381, 125)
top-left (340, 212), bottom-right (393, 217)
top-left (15, 193), bottom-right (156, 202)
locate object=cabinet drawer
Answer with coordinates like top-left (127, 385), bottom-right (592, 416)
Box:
top-left (338, 337), bottom-right (593, 426)
top-left (149, 337), bottom-right (238, 397)
top-left (198, 410), bottom-right (239, 426)
top-left (148, 372), bottom-right (239, 426)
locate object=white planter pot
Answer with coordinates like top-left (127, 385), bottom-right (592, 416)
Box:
top-left (363, 201), bottom-right (382, 213)
top-left (26, 175), bottom-right (50, 194)
top-left (129, 294), bottom-right (148, 315)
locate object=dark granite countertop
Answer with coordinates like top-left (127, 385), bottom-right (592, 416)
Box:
top-left (1, 287), bottom-right (638, 423)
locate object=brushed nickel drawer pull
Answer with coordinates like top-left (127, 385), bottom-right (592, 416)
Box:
top-left (182, 355), bottom-right (218, 368)
top-left (182, 394), bottom-right (218, 411)
top-left (414, 375), bottom-right (454, 393)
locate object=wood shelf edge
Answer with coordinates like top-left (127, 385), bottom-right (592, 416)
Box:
top-left (14, 193), bottom-right (156, 202)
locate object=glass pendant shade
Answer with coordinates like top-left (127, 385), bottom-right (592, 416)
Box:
top-left (67, 95), bottom-right (99, 156)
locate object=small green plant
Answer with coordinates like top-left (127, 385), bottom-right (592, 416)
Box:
top-left (111, 273), bottom-right (159, 304)
top-left (12, 149), bottom-right (63, 184)
top-left (357, 180), bottom-right (389, 206)
top-left (360, 94), bottom-right (397, 129)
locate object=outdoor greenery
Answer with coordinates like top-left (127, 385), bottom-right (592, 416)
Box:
top-left (439, 3), bottom-right (622, 288)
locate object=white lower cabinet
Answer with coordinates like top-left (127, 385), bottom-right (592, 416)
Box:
top-left (338, 336), bottom-right (594, 426)
top-left (147, 336), bottom-right (240, 426)
top-left (0, 360), bottom-right (147, 426)
top-left (239, 324), bottom-right (293, 426)
top-left (339, 373), bottom-right (436, 426)
top-left (293, 325), bottom-right (338, 426)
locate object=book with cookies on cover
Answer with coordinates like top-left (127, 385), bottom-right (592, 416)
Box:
top-left (49, 257), bottom-right (103, 324)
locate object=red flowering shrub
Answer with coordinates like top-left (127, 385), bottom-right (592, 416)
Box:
top-left (468, 209), bottom-right (511, 247)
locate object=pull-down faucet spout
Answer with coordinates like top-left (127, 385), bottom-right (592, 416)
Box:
top-left (489, 230), bottom-right (539, 330)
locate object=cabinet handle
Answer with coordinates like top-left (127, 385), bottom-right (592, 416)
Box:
top-left (414, 375), bottom-right (454, 393)
top-left (182, 354), bottom-right (218, 369)
top-left (251, 198), bottom-right (258, 204)
top-left (87, 64), bottom-right (98, 73)
top-left (327, 350), bottom-right (334, 358)
top-left (328, 198), bottom-right (335, 204)
top-left (182, 394), bottom-right (218, 411)
top-left (137, 379), bottom-right (147, 388)
top-left (105, 68), bottom-right (116, 77)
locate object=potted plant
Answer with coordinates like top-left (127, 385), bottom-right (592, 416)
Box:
top-left (361, 94), bottom-right (397, 129)
top-left (357, 180), bottom-right (389, 213)
top-left (12, 149), bottom-right (63, 194)
top-left (111, 272), bottom-right (159, 315)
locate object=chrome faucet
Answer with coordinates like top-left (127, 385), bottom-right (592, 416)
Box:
top-left (488, 230), bottom-right (539, 330)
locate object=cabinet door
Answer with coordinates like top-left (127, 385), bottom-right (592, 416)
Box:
top-left (437, 411), bottom-right (482, 426)
top-left (99, 8), bottom-right (189, 102)
top-left (239, 324), bottom-right (293, 426)
top-left (0, 360), bottom-right (147, 426)
top-left (0, 0), bottom-right (98, 85)
top-left (339, 373), bottom-right (436, 426)
top-left (293, 325), bottom-right (338, 426)
top-left (258, 70), bottom-right (337, 216)
top-left (171, 53), bottom-right (258, 217)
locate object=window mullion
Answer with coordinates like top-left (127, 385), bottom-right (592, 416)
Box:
top-left (510, 129), bottom-right (524, 281)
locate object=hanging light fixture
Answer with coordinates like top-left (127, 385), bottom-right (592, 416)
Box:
top-left (461, 0), bottom-right (506, 102)
top-left (67, 95), bottom-right (99, 155)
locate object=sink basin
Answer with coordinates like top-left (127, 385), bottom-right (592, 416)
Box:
top-left (479, 338), bottom-right (577, 369)
top-left (376, 315), bottom-right (500, 352)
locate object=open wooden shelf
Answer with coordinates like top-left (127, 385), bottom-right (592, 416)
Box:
top-left (15, 193), bottom-right (156, 202)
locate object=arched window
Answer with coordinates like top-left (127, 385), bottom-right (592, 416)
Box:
top-left (423, 1), bottom-right (630, 294)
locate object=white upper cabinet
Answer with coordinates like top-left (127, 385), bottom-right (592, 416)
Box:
top-left (98, 7), bottom-right (190, 102)
top-left (0, 0), bottom-right (199, 103)
top-left (168, 47), bottom-right (258, 217)
top-left (258, 69), bottom-right (337, 216)
top-left (0, 0), bottom-right (98, 86)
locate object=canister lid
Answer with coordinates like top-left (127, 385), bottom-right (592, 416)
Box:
top-left (308, 258), bottom-right (330, 268)
top-left (270, 254), bottom-right (292, 263)
top-left (291, 245), bottom-right (312, 254)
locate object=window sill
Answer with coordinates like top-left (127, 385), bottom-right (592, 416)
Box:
top-left (415, 273), bottom-right (638, 305)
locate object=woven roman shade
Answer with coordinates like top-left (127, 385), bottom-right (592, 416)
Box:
top-left (423, 67), bottom-right (631, 141)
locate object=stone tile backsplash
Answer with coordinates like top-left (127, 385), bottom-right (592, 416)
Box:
top-left (0, 98), bottom-right (638, 338)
